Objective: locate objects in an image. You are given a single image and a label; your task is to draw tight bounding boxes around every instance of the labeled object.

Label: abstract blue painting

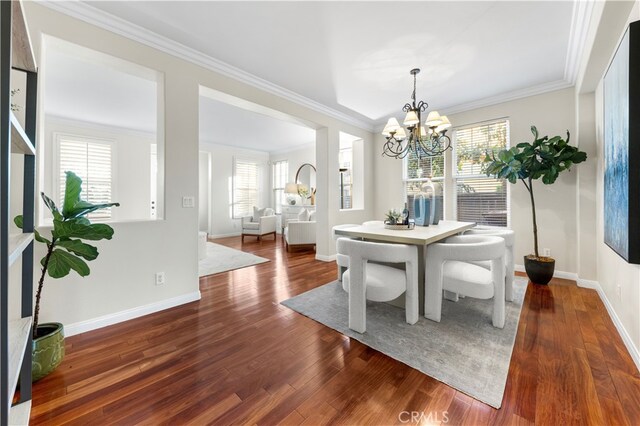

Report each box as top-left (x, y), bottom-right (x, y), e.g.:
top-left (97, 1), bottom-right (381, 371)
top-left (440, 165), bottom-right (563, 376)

top-left (604, 22), bottom-right (640, 264)
top-left (604, 29), bottom-right (630, 260)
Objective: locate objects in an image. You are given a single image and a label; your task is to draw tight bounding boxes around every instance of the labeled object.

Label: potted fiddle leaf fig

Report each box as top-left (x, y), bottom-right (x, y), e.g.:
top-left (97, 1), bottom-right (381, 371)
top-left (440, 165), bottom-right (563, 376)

top-left (483, 126), bottom-right (587, 285)
top-left (14, 171), bottom-right (119, 381)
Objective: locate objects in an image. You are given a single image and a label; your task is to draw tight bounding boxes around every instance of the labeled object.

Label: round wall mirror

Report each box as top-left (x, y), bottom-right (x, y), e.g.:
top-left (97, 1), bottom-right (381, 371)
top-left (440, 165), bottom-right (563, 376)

top-left (295, 163), bottom-right (316, 199)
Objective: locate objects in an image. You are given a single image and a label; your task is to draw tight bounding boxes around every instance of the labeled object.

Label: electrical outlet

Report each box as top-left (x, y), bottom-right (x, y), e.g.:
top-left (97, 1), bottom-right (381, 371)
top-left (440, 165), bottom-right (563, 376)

top-left (155, 272), bottom-right (165, 286)
top-left (543, 248), bottom-right (551, 257)
top-left (182, 196), bottom-right (195, 208)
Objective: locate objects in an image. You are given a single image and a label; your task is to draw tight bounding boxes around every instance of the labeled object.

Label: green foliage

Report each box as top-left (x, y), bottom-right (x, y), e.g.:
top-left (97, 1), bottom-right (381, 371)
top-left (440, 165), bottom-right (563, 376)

top-left (14, 171), bottom-right (119, 279)
top-left (483, 126), bottom-right (587, 185)
top-left (385, 209), bottom-right (403, 224)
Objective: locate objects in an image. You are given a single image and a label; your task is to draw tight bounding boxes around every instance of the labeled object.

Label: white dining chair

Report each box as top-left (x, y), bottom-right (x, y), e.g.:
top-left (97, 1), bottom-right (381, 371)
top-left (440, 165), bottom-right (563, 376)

top-left (464, 227), bottom-right (515, 302)
top-left (332, 224), bottom-right (358, 282)
top-left (425, 235), bottom-right (506, 328)
top-left (338, 238), bottom-right (418, 333)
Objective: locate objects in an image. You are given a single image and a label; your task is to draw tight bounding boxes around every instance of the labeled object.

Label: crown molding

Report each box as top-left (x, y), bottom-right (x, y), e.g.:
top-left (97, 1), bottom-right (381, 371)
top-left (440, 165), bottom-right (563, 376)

top-left (37, 0), bottom-right (375, 132)
top-left (441, 79), bottom-right (574, 116)
top-left (565, 0), bottom-right (596, 84)
top-left (373, 78), bottom-right (574, 132)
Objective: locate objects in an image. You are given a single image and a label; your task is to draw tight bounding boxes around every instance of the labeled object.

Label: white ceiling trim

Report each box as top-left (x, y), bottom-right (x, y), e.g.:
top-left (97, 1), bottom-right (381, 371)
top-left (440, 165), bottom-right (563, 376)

top-left (38, 0), bottom-right (375, 132)
top-left (373, 79), bottom-right (574, 132)
top-left (564, 0), bottom-right (596, 84)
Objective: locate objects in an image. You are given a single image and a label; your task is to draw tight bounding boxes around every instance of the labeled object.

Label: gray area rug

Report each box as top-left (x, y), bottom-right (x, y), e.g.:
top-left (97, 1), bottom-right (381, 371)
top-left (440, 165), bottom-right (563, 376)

top-left (198, 242), bottom-right (269, 277)
top-left (281, 277), bottom-right (527, 408)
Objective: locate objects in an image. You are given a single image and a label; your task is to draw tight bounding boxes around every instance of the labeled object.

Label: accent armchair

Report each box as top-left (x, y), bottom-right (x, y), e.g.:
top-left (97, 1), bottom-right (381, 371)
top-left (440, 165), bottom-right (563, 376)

top-left (284, 219), bottom-right (316, 252)
top-left (241, 207), bottom-right (276, 242)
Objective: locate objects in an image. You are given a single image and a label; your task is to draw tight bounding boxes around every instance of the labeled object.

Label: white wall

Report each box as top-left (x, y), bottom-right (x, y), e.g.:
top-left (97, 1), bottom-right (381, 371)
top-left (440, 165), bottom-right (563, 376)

top-left (199, 142), bottom-right (270, 238)
top-left (198, 151), bottom-right (210, 232)
top-left (374, 88), bottom-right (578, 273)
top-left (42, 116), bottom-right (154, 222)
top-left (584, 1), bottom-right (640, 356)
top-left (24, 3), bottom-right (373, 333)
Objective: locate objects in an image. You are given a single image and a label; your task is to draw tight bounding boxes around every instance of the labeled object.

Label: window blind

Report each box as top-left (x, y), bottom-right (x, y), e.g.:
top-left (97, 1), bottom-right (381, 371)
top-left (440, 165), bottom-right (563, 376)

top-left (58, 137), bottom-right (113, 220)
top-left (453, 120), bottom-right (509, 226)
top-left (272, 160), bottom-right (288, 214)
top-left (233, 159), bottom-right (259, 218)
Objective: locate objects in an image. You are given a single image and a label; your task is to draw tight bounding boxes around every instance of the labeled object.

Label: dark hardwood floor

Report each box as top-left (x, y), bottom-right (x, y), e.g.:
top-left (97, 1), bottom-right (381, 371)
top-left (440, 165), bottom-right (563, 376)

top-left (29, 236), bottom-right (640, 425)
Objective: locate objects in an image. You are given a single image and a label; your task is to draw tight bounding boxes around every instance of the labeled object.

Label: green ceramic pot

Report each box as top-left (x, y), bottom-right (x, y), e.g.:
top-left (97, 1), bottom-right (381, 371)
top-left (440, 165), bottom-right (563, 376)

top-left (32, 322), bottom-right (65, 381)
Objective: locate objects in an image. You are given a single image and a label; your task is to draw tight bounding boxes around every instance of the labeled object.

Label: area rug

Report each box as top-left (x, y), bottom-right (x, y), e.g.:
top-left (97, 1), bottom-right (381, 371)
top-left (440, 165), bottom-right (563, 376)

top-left (281, 277), bottom-right (527, 408)
top-left (198, 242), bottom-right (269, 277)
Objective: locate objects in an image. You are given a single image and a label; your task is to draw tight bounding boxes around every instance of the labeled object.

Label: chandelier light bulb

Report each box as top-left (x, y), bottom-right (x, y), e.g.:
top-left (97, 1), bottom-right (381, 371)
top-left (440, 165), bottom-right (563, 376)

top-left (425, 110), bottom-right (443, 127)
top-left (382, 117), bottom-right (401, 136)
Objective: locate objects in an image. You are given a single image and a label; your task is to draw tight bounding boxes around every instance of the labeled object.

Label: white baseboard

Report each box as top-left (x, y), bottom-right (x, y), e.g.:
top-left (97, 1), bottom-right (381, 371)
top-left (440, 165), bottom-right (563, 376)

top-left (514, 264), bottom-right (578, 280)
top-left (64, 291), bottom-right (201, 337)
top-left (209, 232), bottom-right (241, 239)
top-left (577, 280), bottom-right (640, 373)
top-left (316, 254), bottom-right (336, 262)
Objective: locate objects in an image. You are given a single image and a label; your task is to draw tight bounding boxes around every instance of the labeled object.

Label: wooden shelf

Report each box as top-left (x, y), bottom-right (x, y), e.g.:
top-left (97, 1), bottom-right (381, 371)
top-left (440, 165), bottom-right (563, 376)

top-left (10, 112), bottom-right (35, 155)
top-left (11, 0), bottom-right (36, 73)
top-left (7, 317), bottom-right (32, 404)
top-left (8, 400), bottom-right (30, 426)
top-left (8, 233), bottom-right (33, 267)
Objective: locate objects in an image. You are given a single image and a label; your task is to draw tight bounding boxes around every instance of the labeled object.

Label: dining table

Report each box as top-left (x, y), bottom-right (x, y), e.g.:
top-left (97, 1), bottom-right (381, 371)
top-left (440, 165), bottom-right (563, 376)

top-left (334, 220), bottom-right (476, 314)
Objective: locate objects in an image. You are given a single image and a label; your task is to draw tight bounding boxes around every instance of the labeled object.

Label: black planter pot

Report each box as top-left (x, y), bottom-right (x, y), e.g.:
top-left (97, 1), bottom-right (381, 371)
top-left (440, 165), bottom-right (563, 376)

top-left (524, 256), bottom-right (555, 285)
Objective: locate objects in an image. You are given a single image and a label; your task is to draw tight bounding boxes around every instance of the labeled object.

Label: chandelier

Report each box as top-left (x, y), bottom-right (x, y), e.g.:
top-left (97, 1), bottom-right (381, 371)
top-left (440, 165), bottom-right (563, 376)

top-left (381, 68), bottom-right (452, 159)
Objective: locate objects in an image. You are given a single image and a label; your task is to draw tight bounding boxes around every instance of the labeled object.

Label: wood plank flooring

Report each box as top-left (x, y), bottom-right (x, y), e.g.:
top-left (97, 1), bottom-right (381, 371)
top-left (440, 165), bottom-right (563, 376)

top-left (29, 236), bottom-right (640, 425)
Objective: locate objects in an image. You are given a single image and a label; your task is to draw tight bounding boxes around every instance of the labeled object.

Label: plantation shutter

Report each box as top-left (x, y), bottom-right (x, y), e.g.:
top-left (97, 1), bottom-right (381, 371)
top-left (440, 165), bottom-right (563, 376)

top-left (233, 159), bottom-right (259, 218)
top-left (58, 137), bottom-right (113, 220)
top-left (453, 120), bottom-right (509, 227)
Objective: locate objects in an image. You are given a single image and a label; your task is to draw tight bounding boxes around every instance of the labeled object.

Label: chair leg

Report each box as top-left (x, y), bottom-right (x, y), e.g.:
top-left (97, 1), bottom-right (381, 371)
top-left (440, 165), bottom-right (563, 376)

top-left (404, 259), bottom-right (418, 325)
top-left (492, 258), bottom-right (506, 328)
top-left (348, 257), bottom-right (366, 333)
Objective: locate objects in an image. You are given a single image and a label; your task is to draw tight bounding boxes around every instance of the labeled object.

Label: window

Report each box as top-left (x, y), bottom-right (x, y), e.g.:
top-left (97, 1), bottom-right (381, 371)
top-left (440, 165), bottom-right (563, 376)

top-left (272, 160), bottom-right (288, 214)
top-left (233, 158), bottom-right (259, 218)
top-left (453, 120), bottom-right (509, 226)
top-left (403, 149), bottom-right (444, 219)
top-left (339, 144), bottom-right (353, 209)
top-left (57, 135), bottom-right (114, 220)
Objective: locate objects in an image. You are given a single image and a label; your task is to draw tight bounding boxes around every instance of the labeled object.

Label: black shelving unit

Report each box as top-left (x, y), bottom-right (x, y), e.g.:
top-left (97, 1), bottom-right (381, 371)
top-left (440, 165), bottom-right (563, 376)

top-left (1, 1), bottom-right (37, 424)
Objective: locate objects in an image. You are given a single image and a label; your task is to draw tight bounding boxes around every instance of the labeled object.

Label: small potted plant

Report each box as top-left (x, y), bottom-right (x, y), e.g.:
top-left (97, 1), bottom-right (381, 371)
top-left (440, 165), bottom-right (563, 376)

top-left (385, 209), bottom-right (403, 225)
top-left (483, 126), bottom-right (587, 284)
top-left (14, 171), bottom-right (119, 380)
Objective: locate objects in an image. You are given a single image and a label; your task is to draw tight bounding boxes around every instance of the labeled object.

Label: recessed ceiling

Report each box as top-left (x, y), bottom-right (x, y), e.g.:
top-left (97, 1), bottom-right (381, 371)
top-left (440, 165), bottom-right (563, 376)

top-left (199, 95), bottom-right (316, 153)
top-left (84, 1), bottom-right (576, 126)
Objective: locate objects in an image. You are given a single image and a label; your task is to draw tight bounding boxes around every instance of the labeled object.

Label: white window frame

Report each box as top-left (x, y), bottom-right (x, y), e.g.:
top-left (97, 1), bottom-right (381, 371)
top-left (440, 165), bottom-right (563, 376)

top-left (402, 152), bottom-right (446, 218)
top-left (451, 118), bottom-right (511, 228)
top-left (339, 144), bottom-right (354, 210)
top-left (272, 160), bottom-right (288, 214)
top-left (232, 157), bottom-right (260, 219)
top-left (53, 132), bottom-right (117, 221)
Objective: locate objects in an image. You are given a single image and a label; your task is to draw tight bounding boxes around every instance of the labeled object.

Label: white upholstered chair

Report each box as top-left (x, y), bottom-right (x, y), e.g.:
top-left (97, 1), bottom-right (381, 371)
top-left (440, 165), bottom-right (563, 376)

top-left (338, 238), bottom-right (419, 333)
top-left (464, 227), bottom-right (515, 302)
top-left (284, 211), bottom-right (316, 251)
top-left (241, 207), bottom-right (277, 242)
top-left (332, 224), bottom-right (358, 282)
top-left (425, 235), bottom-right (506, 328)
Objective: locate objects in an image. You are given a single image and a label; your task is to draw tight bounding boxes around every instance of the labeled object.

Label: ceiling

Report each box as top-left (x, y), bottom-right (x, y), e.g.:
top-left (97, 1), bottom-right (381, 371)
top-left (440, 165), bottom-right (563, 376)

top-left (44, 38), bottom-right (158, 134)
top-left (82, 1), bottom-right (577, 127)
top-left (199, 95), bottom-right (316, 152)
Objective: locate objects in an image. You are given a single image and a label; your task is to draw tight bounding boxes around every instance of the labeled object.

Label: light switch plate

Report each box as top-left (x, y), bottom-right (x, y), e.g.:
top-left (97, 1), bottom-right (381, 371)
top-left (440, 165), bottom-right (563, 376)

top-left (182, 196), bottom-right (195, 208)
